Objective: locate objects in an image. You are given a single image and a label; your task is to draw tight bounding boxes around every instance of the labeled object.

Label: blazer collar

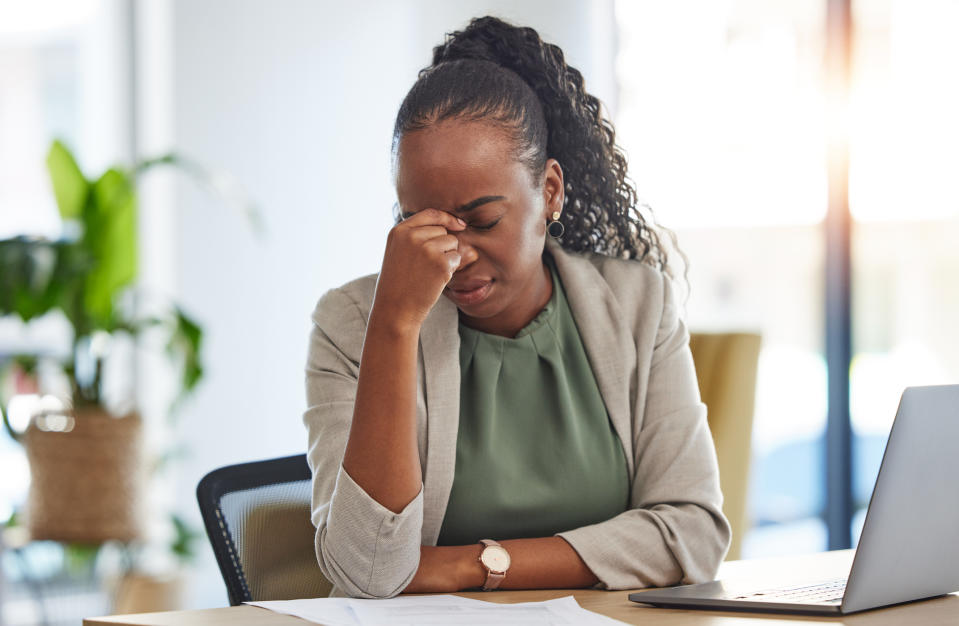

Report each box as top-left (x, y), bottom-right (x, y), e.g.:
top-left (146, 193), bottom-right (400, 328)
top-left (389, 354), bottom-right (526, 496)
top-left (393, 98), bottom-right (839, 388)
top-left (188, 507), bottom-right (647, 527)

top-left (546, 240), bottom-right (635, 476)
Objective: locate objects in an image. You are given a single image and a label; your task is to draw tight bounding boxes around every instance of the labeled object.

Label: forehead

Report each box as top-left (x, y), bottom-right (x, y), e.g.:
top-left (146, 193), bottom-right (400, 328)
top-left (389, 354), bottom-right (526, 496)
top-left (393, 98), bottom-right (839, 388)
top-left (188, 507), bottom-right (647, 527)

top-left (394, 120), bottom-right (530, 207)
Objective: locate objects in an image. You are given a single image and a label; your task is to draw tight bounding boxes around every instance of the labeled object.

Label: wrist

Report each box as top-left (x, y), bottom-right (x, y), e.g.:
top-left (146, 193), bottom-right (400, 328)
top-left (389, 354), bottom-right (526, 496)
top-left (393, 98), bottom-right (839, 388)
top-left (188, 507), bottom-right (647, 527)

top-left (367, 307), bottom-right (421, 341)
top-left (457, 544), bottom-right (487, 591)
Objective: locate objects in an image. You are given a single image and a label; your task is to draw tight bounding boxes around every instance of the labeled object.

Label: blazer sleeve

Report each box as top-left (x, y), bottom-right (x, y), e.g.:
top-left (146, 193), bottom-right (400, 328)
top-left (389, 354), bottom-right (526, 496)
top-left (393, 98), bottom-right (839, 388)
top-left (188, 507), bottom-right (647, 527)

top-left (557, 274), bottom-right (731, 589)
top-left (303, 286), bottom-right (423, 598)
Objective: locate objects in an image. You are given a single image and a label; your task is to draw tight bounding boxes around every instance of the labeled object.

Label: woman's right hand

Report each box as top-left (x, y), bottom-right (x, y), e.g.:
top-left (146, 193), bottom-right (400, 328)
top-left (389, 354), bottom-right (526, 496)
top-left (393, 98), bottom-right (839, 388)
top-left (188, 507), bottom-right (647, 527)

top-left (371, 209), bottom-right (469, 333)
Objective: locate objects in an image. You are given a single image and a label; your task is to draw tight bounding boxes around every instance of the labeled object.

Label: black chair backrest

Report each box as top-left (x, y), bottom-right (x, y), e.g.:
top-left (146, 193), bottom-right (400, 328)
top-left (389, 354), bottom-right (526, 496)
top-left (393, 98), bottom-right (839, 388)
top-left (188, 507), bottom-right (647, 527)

top-left (196, 454), bottom-right (332, 605)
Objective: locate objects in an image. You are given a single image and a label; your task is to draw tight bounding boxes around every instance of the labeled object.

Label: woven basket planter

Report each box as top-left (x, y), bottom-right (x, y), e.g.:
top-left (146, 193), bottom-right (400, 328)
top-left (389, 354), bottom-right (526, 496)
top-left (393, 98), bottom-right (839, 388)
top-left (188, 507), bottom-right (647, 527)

top-left (23, 408), bottom-right (144, 543)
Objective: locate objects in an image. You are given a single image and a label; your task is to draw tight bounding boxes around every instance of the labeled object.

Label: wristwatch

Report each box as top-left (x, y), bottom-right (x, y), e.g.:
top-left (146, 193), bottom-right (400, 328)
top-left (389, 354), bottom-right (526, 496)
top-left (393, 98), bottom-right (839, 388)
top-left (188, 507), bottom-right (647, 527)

top-left (478, 539), bottom-right (510, 590)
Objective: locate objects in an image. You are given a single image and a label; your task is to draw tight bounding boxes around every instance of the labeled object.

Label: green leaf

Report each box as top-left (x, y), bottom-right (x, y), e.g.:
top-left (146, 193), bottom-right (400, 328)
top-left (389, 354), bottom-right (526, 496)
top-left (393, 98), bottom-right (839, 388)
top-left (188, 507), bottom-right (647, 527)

top-left (170, 308), bottom-right (204, 395)
top-left (169, 514), bottom-right (201, 562)
top-left (83, 168), bottom-right (138, 323)
top-left (46, 140), bottom-right (90, 219)
top-left (0, 238), bottom-right (78, 322)
top-left (0, 238), bottom-right (38, 319)
top-left (63, 543), bottom-right (101, 575)
top-left (54, 241), bottom-right (96, 337)
top-left (2, 400), bottom-right (22, 444)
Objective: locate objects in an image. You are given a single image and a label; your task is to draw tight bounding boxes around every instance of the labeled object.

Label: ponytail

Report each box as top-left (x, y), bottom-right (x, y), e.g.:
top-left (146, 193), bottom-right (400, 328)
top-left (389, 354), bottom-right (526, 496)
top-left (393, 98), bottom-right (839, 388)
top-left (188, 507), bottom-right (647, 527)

top-left (394, 16), bottom-right (667, 268)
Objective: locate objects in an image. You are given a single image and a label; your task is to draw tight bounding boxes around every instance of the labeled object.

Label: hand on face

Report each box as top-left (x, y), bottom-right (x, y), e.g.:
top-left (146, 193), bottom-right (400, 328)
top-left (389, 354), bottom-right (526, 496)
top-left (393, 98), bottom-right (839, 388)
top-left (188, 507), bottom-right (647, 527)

top-left (373, 208), bottom-right (477, 332)
top-left (390, 120), bottom-right (564, 337)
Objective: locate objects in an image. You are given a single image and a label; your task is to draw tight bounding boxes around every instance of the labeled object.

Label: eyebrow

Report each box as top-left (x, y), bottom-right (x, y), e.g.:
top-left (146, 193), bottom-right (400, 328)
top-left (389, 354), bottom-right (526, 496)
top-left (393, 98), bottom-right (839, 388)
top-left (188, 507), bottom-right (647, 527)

top-left (453, 195), bottom-right (505, 213)
top-left (401, 195), bottom-right (505, 219)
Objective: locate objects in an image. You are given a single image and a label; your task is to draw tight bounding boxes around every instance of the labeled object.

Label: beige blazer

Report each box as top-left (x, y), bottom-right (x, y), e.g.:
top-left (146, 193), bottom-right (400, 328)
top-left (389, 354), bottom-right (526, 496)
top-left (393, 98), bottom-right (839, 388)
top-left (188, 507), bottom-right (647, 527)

top-left (304, 240), bottom-right (730, 598)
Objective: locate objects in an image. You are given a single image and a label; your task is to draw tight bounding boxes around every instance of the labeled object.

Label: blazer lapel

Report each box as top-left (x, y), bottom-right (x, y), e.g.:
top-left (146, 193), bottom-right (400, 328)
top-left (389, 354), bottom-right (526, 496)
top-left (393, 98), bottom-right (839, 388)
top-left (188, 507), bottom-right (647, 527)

top-left (548, 241), bottom-right (637, 476)
top-left (418, 295), bottom-right (460, 545)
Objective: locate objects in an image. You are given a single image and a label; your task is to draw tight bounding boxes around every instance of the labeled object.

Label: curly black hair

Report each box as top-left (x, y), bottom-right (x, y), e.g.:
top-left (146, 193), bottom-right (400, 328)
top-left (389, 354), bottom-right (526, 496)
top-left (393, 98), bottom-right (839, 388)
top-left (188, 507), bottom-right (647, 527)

top-left (392, 15), bottom-right (668, 269)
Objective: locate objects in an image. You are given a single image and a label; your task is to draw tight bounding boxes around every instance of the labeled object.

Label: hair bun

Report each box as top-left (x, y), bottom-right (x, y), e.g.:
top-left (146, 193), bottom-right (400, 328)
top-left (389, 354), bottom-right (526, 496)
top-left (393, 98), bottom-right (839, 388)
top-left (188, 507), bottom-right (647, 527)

top-left (432, 16), bottom-right (535, 68)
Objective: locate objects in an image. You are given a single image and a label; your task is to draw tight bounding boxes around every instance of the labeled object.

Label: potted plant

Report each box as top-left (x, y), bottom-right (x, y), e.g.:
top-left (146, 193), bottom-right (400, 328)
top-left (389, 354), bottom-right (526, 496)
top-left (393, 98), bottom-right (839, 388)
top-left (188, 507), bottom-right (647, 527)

top-left (0, 139), bottom-right (251, 548)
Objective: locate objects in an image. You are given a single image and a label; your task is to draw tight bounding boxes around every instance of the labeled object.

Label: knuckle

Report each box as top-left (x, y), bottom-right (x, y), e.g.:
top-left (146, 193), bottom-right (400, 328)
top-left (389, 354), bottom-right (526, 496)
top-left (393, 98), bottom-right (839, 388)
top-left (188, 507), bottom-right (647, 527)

top-left (389, 225), bottom-right (407, 242)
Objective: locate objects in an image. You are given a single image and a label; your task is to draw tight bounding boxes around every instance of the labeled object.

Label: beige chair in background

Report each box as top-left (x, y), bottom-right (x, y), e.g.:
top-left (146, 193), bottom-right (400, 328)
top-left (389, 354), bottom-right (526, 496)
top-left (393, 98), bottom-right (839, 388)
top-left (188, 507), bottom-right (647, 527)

top-left (688, 332), bottom-right (762, 561)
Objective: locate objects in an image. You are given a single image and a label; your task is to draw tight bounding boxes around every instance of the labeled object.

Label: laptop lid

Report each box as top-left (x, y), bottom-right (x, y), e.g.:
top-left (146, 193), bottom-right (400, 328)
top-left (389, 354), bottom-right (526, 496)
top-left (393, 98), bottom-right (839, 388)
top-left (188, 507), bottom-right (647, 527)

top-left (840, 384), bottom-right (959, 612)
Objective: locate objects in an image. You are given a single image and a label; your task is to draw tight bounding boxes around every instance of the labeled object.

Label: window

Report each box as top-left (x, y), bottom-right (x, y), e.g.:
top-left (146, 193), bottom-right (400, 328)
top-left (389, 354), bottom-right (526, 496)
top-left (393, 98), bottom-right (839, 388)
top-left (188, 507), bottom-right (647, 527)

top-left (616, 0), bottom-right (830, 557)
top-left (849, 0), bottom-right (959, 541)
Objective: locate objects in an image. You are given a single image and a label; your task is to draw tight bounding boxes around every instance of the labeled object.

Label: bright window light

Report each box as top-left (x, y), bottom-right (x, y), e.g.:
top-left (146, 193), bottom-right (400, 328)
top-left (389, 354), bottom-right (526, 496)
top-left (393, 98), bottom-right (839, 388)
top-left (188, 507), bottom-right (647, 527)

top-left (849, 0), bottom-right (959, 222)
top-left (615, 0), bottom-right (827, 229)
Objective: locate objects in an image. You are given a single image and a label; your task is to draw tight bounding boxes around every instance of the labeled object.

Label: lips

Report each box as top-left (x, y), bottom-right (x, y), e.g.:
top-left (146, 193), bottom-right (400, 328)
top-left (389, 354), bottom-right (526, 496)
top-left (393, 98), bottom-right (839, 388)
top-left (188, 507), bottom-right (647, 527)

top-left (445, 278), bottom-right (494, 307)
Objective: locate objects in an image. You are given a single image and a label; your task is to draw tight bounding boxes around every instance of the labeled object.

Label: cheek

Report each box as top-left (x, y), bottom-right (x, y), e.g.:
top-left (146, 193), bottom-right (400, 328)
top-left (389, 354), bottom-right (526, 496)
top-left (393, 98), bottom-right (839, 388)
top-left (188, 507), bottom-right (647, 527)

top-left (523, 209), bottom-right (548, 250)
top-left (523, 224), bottom-right (545, 253)
top-left (501, 217), bottom-right (548, 279)
top-left (472, 213), bottom-right (547, 279)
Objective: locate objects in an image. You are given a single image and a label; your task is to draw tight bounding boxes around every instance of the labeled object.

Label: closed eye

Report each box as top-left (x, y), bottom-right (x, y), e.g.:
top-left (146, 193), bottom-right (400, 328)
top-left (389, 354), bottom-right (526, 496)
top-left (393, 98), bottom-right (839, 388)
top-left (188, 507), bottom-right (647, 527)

top-left (470, 216), bottom-right (502, 231)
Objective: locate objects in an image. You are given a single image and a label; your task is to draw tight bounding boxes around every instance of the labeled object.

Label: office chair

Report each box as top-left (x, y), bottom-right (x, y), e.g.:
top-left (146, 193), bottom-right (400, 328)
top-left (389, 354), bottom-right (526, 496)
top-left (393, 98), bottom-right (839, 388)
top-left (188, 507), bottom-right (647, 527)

top-left (196, 454), bottom-right (332, 605)
top-left (688, 332), bottom-right (762, 561)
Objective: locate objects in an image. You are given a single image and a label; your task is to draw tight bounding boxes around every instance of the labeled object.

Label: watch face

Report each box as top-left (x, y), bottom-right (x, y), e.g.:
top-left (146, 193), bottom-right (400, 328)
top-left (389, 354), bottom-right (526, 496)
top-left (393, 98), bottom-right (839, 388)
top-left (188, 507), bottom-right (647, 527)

top-left (481, 545), bottom-right (510, 573)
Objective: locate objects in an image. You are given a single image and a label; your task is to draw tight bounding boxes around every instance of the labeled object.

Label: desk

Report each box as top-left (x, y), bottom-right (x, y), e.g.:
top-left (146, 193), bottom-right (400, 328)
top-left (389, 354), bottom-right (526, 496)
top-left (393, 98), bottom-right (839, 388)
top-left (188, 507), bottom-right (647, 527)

top-left (84, 551), bottom-right (959, 625)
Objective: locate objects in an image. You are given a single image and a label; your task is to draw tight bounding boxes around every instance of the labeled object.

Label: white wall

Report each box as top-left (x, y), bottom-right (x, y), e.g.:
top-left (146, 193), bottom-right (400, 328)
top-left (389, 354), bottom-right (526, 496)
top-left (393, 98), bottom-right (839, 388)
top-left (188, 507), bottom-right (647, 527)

top-left (141, 0), bottom-right (616, 607)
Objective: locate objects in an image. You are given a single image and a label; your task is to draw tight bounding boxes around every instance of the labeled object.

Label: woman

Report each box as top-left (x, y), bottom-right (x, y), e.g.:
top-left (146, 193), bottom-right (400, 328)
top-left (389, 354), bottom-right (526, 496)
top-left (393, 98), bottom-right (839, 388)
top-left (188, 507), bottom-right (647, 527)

top-left (304, 16), bottom-right (730, 599)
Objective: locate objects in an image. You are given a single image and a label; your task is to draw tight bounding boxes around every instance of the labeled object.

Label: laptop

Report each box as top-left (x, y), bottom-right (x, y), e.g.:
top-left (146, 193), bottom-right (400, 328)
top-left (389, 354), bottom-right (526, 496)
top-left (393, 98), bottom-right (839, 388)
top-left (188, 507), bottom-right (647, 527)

top-left (629, 384), bottom-right (959, 615)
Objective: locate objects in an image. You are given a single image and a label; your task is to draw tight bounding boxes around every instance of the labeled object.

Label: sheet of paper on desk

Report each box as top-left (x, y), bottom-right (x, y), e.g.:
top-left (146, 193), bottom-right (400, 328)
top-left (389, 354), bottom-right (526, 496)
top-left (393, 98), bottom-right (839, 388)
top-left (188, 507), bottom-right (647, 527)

top-left (248, 594), bottom-right (627, 626)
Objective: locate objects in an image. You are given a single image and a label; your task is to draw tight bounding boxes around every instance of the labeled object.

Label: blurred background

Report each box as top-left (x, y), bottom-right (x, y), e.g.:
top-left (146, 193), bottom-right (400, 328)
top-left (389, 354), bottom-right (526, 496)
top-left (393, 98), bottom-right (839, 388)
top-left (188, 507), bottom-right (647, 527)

top-left (1, 0), bottom-right (957, 623)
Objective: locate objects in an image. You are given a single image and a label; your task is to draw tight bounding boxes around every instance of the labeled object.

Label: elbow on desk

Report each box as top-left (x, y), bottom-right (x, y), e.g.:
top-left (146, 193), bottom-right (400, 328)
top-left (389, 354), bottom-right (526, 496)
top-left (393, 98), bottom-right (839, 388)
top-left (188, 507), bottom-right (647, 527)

top-left (310, 465), bottom-right (425, 597)
top-left (314, 525), bottom-right (420, 598)
top-left (676, 506), bottom-right (732, 586)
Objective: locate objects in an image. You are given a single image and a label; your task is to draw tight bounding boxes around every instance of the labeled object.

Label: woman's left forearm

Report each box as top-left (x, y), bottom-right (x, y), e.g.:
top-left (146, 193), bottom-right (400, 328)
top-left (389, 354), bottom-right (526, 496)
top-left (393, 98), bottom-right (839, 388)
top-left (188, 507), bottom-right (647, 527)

top-left (404, 537), bottom-right (599, 593)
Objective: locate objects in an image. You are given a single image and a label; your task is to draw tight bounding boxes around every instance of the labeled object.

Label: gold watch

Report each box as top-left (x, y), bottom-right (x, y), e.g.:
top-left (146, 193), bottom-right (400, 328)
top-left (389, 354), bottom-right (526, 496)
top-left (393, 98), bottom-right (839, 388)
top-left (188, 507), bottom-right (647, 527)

top-left (478, 539), bottom-right (510, 590)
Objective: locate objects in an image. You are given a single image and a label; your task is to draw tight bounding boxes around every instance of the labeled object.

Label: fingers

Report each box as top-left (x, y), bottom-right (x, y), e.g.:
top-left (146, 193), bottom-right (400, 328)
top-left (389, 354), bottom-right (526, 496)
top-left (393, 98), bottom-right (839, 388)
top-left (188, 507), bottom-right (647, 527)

top-left (423, 234), bottom-right (459, 255)
top-left (408, 225), bottom-right (453, 244)
top-left (423, 235), bottom-right (461, 277)
top-left (386, 208), bottom-right (468, 283)
top-left (444, 251), bottom-right (463, 276)
top-left (399, 208), bottom-right (466, 231)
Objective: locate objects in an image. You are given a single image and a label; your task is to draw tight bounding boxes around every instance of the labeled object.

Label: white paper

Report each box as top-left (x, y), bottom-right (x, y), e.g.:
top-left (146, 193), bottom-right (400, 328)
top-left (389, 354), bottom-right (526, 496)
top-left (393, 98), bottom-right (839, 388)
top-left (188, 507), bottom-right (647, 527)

top-left (248, 593), bottom-right (627, 626)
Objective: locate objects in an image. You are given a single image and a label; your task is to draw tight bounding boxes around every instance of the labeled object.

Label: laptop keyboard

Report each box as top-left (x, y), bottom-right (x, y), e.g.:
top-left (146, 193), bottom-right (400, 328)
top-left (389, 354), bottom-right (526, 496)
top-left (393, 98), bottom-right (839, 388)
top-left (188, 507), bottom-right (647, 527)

top-left (733, 579), bottom-right (846, 604)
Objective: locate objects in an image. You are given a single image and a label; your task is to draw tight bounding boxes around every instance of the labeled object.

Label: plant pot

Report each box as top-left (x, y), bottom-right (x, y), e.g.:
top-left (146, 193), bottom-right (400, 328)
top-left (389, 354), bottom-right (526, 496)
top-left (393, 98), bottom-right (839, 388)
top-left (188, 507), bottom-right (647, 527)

top-left (112, 571), bottom-right (185, 614)
top-left (23, 408), bottom-right (144, 543)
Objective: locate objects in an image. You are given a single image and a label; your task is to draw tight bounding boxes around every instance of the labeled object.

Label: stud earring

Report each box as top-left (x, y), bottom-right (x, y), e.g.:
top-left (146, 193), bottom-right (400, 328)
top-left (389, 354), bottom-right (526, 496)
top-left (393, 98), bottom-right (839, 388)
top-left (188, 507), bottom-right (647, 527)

top-left (547, 211), bottom-right (565, 238)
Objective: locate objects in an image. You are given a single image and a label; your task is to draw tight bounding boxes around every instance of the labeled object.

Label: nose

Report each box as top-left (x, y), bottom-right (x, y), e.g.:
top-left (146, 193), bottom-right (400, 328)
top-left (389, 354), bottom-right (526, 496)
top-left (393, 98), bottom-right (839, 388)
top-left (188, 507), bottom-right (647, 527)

top-left (454, 236), bottom-right (479, 272)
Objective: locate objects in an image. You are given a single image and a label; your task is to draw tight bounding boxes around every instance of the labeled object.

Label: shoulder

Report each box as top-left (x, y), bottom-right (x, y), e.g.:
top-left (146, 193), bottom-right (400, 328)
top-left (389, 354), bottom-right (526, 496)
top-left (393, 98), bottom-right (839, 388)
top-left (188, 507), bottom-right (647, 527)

top-left (311, 273), bottom-right (378, 332)
top-left (587, 250), bottom-right (664, 293)
top-left (549, 242), bottom-right (673, 322)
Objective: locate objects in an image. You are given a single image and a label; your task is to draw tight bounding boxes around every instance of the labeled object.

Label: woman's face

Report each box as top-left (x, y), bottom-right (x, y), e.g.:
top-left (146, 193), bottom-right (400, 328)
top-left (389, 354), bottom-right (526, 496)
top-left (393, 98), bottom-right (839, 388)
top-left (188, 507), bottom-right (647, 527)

top-left (395, 119), bottom-right (564, 337)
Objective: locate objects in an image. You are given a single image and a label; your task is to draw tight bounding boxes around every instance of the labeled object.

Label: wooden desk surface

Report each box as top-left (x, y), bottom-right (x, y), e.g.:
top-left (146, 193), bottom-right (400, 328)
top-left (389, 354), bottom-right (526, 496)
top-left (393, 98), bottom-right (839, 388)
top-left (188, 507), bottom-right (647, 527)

top-left (84, 551), bottom-right (959, 625)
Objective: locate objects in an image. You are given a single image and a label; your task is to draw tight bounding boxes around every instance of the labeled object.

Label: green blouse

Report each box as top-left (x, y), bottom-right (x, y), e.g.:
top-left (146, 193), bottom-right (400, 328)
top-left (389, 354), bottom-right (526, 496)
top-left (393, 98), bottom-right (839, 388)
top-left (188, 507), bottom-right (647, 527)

top-left (436, 255), bottom-right (630, 546)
